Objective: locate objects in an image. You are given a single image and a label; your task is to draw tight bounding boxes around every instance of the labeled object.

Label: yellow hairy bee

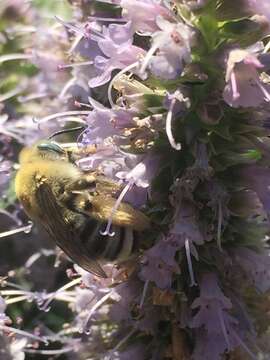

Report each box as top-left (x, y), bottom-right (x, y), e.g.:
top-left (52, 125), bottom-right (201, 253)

top-left (15, 141), bottom-right (150, 278)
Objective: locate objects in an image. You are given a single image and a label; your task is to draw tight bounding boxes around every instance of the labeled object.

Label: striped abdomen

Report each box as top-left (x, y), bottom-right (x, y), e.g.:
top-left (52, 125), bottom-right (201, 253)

top-left (79, 217), bottom-right (139, 262)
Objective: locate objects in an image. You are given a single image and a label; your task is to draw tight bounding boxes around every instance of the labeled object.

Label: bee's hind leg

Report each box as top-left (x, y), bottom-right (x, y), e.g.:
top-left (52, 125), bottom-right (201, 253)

top-left (64, 175), bottom-right (97, 193)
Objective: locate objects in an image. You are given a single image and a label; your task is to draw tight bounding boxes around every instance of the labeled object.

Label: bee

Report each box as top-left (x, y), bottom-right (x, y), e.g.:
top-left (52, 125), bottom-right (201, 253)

top-left (15, 141), bottom-right (150, 278)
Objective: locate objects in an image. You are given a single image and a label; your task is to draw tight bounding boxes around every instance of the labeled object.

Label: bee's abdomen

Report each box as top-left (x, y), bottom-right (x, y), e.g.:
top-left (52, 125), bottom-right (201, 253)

top-left (79, 218), bottom-right (139, 262)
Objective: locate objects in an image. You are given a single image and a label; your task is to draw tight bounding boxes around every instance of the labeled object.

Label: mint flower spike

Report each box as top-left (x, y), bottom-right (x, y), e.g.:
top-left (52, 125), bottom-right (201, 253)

top-left (3, 0), bottom-right (270, 358)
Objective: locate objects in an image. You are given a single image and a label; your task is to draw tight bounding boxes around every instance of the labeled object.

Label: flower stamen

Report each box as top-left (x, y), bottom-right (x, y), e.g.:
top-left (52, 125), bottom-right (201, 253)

top-left (217, 200), bottom-right (223, 251)
top-left (254, 77), bottom-right (270, 102)
top-left (55, 16), bottom-right (87, 38)
top-left (140, 42), bottom-right (159, 75)
top-left (185, 238), bottom-right (197, 287)
top-left (230, 71), bottom-right (240, 100)
top-left (57, 61), bottom-right (93, 71)
top-left (37, 111), bottom-right (90, 126)
top-left (232, 330), bottom-right (257, 360)
top-left (139, 280), bottom-right (149, 309)
top-left (166, 94), bottom-right (181, 151)
top-left (0, 324), bottom-right (49, 345)
top-left (100, 181), bottom-right (134, 237)
top-left (0, 222), bottom-right (33, 239)
top-left (83, 291), bottom-right (113, 333)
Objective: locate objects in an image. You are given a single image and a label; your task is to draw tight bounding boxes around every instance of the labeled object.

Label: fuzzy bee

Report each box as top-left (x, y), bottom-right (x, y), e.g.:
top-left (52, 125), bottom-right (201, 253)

top-left (15, 141), bottom-right (150, 278)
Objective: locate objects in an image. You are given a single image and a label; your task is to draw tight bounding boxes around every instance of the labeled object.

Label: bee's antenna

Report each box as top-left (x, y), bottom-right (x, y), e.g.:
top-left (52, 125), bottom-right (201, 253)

top-left (48, 126), bottom-right (87, 140)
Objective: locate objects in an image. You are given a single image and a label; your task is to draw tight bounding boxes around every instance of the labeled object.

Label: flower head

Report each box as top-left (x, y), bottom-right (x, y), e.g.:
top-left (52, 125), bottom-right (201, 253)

top-left (121, 0), bottom-right (172, 33)
top-left (145, 17), bottom-right (194, 79)
top-left (85, 21), bottom-right (146, 87)
top-left (191, 273), bottom-right (254, 360)
top-left (139, 237), bottom-right (180, 289)
top-left (246, 0), bottom-right (270, 24)
top-left (223, 48), bottom-right (270, 108)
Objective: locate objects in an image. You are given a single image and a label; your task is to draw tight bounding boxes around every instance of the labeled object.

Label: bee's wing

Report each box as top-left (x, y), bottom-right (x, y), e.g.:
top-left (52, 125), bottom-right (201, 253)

top-left (35, 182), bottom-right (107, 278)
top-left (85, 194), bottom-right (150, 231)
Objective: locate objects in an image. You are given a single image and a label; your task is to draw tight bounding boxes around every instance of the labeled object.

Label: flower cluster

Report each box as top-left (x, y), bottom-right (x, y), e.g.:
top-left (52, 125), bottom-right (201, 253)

top-left (1, 0), bottom-right (270, 359)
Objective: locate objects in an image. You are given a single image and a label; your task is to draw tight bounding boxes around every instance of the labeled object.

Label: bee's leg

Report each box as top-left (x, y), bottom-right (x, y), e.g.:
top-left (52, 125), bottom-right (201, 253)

top-left (94, 175), bottom-right (123, 195)
top-left (64, 174), bottom-right (97, 192)
top-left (64, 174), bottom-right (123, 195)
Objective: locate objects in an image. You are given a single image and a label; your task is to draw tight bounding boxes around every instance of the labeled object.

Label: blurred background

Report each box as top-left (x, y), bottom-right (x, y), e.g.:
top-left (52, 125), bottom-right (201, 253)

top-left (0, 2), bottom-right (87, 359)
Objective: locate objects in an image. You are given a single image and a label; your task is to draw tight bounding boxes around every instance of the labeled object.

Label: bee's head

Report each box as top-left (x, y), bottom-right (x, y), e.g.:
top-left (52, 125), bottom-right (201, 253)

top-left (19, 141), bottom-right (67, 164)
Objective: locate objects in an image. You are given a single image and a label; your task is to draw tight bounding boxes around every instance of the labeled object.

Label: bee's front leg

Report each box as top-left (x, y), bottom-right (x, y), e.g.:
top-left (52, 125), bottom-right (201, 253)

top-left (64, 174), bottom-right (97, 192)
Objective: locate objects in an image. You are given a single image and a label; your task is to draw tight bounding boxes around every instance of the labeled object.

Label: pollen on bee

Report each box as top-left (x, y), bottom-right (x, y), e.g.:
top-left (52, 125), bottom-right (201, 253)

top-left (35, 174), bottom-right (47, 186)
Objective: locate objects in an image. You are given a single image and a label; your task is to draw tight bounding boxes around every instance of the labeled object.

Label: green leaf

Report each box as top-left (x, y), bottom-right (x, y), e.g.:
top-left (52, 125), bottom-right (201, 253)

top-left (196, 13), bottom-right (219, 52)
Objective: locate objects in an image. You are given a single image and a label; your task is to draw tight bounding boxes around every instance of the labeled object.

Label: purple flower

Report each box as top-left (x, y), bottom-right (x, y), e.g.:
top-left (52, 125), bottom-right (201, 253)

top-left (240, 164), bottom-right (270, 214)
top-left (65, 19), bottom-right (146, 87)
top-left (110, 277), bottom-right (142, 324)
top-left (143, 17), bottom-right (194, 80)
top-left (0, 296), bottom-right (10, 325)
top-left (246, 0), bottom-right (270, 23)
top-left (139, 238), bottom-right (180, 289)
top-left (163, 90), bottom-right (190, 150)
top-left (223, 48), bottom-right (270, 108)
top-left (78, 98), bottom-right (137, 144)
top-left (233, 247), bottom-right (270, 293)
top-left (74, 264), bottom-right (122, 289)
top-left (169, 200), bottom-right (204, 286)
top-left (136, 306), bottom-right (161, 334)
top-left (191, 273), bottom-right (254, 360)
top-left (192, 329), bottom-right (234, 360)
top-left (0, 159), bottom-right (12, 188)
top-left (74, 288), bottom-right (97, 313)
top-left (191, 273), bottom-right (232, 333)
top-left (86, 21), bottom-right (146, 87)
top-left (121, 0), bottom-right (172, 33)
top-left (84, 111), bottom-right (118, 144)
top-left (116, 153), bottom-right (160, 189)
top-left (170, 202), bottom-right (204, 247)
top-left (114, 343), bottom-right (147, 360)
